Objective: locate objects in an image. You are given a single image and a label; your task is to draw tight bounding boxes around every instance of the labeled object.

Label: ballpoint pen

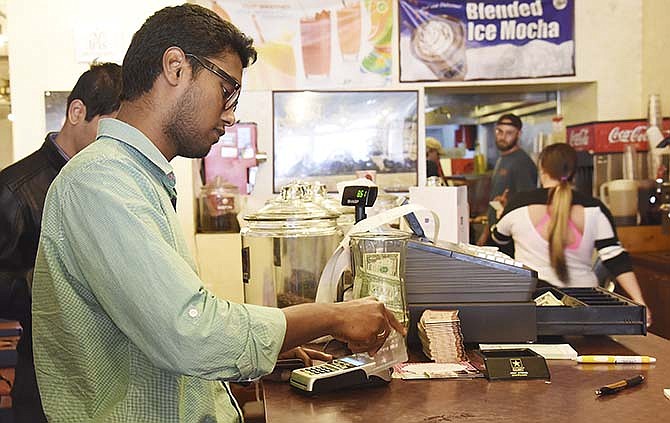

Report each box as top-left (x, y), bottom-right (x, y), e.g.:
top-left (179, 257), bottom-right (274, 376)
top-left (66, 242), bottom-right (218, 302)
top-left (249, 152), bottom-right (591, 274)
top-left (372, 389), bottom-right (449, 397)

top-left (576, 355), bottom-right (656, 364)
top-left (595, 375), bottom-right (645, 396)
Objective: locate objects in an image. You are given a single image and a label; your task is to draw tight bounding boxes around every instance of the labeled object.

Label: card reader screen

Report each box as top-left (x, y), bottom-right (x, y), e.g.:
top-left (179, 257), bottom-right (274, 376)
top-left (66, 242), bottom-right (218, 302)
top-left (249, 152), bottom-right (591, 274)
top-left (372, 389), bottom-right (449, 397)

top-left (340, 356), bottom-right (369, 366)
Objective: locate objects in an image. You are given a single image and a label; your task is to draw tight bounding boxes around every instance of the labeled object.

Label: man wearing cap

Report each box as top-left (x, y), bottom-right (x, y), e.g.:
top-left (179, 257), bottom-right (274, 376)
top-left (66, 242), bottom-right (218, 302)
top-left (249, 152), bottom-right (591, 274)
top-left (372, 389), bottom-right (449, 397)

top-left (477, 113), bottom-right (537, 246)
top-left (426, 137), bottom-right (446, 179)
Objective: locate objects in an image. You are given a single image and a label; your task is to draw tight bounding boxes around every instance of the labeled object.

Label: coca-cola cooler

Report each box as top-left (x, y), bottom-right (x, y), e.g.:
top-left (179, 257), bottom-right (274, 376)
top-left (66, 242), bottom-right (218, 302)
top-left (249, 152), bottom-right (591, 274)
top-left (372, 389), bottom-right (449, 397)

top-left (567, 118), bottom-right (669, 224)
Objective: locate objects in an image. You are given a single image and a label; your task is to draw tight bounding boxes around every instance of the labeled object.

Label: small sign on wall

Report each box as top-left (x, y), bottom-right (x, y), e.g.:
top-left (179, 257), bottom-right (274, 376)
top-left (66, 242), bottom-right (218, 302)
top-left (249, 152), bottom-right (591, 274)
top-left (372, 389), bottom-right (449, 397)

top-left (73, 26), bottom-right (130, 64)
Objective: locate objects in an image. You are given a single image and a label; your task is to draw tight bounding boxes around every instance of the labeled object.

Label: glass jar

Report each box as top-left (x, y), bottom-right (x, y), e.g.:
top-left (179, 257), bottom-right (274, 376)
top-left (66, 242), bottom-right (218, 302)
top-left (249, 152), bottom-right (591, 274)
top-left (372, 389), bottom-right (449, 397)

top-left (241, 181), bottom-right (343, 307)
top-left (350, 229), bottom-right (411, 328)
top-left (197, 176), bottom-right (241, 233)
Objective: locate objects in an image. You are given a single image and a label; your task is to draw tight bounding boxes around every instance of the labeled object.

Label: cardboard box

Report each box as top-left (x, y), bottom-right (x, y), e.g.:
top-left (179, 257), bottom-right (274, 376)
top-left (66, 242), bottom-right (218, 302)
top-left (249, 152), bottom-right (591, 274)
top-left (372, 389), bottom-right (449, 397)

top-left (407, 186), bottom-right (469, 244)
top-left (567, 118), bottom-right (670, 153)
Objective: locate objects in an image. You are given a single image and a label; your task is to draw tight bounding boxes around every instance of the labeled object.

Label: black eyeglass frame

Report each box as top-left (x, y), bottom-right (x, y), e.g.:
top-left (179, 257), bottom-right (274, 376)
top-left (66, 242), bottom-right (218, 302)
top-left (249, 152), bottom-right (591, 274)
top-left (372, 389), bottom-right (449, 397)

top-left (185, 53), bottom-right (241, 111)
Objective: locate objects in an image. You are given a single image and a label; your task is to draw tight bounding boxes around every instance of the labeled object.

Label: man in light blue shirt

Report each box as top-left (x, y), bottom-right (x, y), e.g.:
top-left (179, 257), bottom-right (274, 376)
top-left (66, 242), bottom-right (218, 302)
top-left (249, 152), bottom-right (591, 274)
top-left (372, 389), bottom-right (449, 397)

top-left (32, 4), bottom-right (403, 422)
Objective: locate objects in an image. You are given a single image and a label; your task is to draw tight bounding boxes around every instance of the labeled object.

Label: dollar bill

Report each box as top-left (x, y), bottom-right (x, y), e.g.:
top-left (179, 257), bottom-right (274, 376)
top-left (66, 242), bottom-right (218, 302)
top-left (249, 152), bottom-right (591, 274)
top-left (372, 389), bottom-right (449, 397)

top-left (363, 252), bottom-right (400, 280)
top-left (354, 274), bottom-right (407, 325)
top-left (534, 291), bottom-right (564, 306)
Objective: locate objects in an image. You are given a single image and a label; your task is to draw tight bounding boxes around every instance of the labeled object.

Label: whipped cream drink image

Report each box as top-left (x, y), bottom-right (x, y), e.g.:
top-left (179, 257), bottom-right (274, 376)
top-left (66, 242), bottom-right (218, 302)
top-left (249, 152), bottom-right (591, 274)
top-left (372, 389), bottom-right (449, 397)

top-left (410, 15), bottom-right (466, 80)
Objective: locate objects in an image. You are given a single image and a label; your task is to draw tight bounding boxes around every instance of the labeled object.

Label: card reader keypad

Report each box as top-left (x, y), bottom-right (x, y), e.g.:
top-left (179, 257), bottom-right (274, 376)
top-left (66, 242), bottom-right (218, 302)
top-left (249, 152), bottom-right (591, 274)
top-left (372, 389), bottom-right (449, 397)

top-left (299, 360), bottom-right (357, 375)
top-left (331, 360), bottom-right (357, 369)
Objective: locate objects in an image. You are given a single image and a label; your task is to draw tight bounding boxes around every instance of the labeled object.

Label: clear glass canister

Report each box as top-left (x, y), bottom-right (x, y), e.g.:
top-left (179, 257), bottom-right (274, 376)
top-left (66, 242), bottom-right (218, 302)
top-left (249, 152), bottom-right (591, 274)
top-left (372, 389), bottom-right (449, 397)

top-left (350, 229), bottom-right (411, 328)
top-left (241, 182), bottom-right (343, 308)
top-left (197, 176), bottom-right (241, 233)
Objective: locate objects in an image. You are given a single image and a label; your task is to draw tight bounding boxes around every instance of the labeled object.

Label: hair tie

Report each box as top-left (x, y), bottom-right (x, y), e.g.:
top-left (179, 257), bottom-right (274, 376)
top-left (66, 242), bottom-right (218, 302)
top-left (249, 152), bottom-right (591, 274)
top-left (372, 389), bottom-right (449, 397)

top-left (560, 176), bottom-right (568, 183)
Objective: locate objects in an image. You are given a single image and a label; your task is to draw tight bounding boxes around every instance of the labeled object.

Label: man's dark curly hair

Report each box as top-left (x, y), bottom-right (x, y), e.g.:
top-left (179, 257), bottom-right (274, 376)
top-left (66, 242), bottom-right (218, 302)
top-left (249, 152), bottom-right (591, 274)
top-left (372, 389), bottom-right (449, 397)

top-left (121, 3), bottom-right (257, 101)
top-left (67, 62), bottom-right (122, 121)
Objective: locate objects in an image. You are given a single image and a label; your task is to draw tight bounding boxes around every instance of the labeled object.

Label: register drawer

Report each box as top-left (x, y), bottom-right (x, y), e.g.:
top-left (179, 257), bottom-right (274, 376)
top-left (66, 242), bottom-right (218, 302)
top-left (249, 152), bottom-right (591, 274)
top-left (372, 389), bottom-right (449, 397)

top-left (535, 287), bottom-right (647, 336)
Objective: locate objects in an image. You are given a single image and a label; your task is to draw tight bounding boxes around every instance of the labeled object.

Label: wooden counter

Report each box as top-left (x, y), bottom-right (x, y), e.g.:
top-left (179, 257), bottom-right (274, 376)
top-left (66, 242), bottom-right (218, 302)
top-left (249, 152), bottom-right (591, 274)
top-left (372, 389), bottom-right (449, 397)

top-left (614, 225), bottom-right (669, 339)
top-left (630, 251), bottom-right (670, 340)
top-left (617, 225), bottom-right (670, 253)
top-left (263, 334), bottom-right (670, 422)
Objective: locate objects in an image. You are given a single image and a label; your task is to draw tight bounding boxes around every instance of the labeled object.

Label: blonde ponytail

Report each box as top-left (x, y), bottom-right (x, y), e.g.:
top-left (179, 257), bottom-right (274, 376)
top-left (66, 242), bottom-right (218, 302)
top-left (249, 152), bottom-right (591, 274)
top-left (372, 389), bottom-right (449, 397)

top-left (547, 180), bottom-right (572, 282)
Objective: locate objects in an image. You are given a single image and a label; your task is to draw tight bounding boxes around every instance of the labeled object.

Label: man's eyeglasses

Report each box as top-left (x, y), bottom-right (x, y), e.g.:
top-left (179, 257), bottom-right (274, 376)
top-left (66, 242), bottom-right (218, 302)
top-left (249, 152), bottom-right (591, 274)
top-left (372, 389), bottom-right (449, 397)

top-left (185, 53), bottom-right (241, 111)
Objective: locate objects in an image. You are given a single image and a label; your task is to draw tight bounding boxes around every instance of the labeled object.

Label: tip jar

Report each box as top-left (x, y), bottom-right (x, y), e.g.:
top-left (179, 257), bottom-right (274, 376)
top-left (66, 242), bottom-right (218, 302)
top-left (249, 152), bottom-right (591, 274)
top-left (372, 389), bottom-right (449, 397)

top-left (349, 228), bottom-right (411, 328)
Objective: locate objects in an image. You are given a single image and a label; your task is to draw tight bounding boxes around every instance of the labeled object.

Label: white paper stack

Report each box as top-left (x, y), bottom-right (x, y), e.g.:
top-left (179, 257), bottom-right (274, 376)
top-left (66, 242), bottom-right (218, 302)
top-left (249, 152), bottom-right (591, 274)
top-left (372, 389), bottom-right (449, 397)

top-left (418, 309), bottom-right (467, 363)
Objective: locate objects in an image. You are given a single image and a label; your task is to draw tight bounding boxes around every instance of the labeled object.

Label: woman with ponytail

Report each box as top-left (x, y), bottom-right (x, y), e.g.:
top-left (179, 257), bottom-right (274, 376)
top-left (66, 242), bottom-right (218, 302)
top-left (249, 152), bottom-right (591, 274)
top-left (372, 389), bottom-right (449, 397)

top-left (491, 143), bottom-right (652, 327)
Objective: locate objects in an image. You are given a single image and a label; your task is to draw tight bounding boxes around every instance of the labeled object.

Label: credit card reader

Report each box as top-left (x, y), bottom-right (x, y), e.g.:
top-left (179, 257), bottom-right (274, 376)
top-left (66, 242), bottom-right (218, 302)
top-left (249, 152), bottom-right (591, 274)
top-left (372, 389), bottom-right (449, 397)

top-left (289, 330), bottom-right (408, 394)
top-left (289, 354), bottom-right (392, 394)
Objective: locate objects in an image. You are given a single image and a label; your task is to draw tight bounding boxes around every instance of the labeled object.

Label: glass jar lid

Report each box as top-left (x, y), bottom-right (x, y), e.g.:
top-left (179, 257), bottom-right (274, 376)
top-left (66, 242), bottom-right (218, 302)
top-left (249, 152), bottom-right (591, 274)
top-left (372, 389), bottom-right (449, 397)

top-left (244, 181), bottom-right (339, 222)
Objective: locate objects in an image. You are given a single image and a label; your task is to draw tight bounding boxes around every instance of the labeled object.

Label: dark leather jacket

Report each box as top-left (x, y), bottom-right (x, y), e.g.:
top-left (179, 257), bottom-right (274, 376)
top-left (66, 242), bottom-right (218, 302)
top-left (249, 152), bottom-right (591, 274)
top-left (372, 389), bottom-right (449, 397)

top-left (0, 133), bottom-right (65, 422)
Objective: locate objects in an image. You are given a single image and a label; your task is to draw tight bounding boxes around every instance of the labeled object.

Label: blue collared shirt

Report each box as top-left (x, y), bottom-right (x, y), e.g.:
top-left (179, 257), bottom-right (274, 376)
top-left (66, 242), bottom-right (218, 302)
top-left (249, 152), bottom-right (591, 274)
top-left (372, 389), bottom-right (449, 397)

top-left (47, 132), bottom-right (71, 161)
top-left (32, 118), bottom-right (286, 422)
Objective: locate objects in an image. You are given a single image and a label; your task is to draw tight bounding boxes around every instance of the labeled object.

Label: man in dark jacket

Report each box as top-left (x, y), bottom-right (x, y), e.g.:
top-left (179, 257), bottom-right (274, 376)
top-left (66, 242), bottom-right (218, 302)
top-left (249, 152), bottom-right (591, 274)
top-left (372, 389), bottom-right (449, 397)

top-left (0, 62), bottom-right (122, 422)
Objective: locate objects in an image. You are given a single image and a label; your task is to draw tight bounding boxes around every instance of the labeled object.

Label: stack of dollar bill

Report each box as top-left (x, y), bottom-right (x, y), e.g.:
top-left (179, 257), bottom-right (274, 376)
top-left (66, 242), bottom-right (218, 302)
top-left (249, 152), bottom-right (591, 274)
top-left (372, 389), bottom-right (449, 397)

top-left (417, 309), bottom-right (467, 363)
top-left (534, 291), bottom-right (564, 306)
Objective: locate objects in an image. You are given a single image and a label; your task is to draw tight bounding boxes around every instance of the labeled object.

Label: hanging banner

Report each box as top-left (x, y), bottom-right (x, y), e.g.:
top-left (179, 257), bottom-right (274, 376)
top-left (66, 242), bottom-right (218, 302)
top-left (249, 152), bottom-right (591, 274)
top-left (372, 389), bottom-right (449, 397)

top-left (398, 0), bottom-right (575, 82)
top-left (200, 0), bottom-right (393, 89)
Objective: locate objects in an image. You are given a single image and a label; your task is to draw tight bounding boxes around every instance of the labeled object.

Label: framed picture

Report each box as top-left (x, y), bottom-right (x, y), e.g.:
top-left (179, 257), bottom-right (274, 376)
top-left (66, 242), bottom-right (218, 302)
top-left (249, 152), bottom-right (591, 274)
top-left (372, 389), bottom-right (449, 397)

top-left (44, 91), bottom-right (70, 133)
top-left (272, 90), bottom-right (418, 193)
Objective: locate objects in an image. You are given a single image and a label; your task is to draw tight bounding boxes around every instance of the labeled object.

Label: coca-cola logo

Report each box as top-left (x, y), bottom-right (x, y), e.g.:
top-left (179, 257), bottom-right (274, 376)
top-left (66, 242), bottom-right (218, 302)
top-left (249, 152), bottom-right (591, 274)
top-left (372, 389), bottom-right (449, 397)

top-left (608, 125), bottom-right (648, 144)
top-left (569, 128), bottom-right (590, 146)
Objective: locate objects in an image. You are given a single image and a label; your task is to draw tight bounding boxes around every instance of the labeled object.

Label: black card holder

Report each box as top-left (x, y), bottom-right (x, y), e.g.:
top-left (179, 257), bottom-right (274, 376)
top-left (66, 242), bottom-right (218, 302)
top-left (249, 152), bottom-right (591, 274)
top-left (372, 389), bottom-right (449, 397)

top-left (477, 348), bottom-right (550, 381)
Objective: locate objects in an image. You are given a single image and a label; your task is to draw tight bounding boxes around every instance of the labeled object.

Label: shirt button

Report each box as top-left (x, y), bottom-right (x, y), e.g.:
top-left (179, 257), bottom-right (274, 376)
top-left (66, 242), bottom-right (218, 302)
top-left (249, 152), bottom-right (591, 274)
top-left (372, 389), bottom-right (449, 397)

top-left (188, 308), bottom-right (199, 318)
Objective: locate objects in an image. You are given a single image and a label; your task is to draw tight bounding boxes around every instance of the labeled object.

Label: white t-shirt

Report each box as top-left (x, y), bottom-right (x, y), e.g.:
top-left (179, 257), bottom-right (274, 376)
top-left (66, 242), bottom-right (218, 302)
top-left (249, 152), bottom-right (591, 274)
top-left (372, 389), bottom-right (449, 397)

top-left (491, 188), bottom-right (632, 287)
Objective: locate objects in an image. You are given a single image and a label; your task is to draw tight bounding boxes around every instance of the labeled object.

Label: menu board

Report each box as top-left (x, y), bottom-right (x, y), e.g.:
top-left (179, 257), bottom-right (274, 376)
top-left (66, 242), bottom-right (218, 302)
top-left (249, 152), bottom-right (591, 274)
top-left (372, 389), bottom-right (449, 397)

top-left (200, 0), bottom-right (394, 90)
top-left (399, 0), bottom-right (575, 82)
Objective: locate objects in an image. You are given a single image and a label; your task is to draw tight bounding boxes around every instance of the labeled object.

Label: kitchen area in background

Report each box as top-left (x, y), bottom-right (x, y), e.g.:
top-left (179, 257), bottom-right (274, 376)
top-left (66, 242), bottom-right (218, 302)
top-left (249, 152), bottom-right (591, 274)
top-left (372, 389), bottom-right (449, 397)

top-left (422, 88), bottom-right (559, 218)
top-left (423, 87), bottom-right (670, 231)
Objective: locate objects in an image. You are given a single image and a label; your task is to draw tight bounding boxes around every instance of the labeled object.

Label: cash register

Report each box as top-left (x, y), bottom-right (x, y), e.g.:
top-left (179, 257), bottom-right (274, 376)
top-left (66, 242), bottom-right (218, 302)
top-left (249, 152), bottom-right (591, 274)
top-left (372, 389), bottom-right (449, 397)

top-left (402, 213), bottom-right (647, 344)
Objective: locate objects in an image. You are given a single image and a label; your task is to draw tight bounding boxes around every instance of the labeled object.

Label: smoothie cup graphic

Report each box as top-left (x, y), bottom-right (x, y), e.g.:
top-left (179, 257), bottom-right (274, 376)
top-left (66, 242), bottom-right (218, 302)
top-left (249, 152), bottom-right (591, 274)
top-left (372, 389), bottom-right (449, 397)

top-left (245, 14), bottom-right (297, 89)
top-left (410, 15), bottom-right (466, 80)
top-left (361, 0), bottom-right (392, 75)
top-left (246, 41), bottom-right (297, 89)
top-left (300, 10), bottom-right (331, 78)
top-left (337, 2), bottom-right (362, 61)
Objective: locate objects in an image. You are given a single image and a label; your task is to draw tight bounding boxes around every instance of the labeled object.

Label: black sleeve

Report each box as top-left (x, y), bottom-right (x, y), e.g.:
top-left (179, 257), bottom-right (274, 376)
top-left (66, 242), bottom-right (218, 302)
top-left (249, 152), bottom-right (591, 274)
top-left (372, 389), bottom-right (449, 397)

top-left (592, 198), bottom-right (634, 277)
top-left (0, 183), bottom-right (33, 321)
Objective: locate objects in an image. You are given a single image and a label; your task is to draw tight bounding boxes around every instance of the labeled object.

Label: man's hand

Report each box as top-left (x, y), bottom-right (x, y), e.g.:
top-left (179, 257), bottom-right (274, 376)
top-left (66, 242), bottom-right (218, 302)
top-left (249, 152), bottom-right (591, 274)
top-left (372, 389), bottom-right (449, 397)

top-left (490, 189), bottom-right (509, 220)
top-left (282, 298), bottom-right (407, 357)
top-left (331, 297), bottom-right (407, 356)
top-left (278, 346), bottom-right (332, 367)
top-left (476, 224), bottom-right (490, 246)
top-left (494, 189), bottom-right (509, 207)
top-left (266, 347), bottom-right (334, 382)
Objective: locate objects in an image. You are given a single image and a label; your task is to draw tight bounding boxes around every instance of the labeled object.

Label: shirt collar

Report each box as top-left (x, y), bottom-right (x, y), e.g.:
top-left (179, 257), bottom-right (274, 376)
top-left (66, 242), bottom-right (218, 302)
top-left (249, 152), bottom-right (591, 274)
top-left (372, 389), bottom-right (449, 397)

top-left (48, 132), bottom-right (71, 161)
top-left (97, 118), bottom-right (174, 178)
